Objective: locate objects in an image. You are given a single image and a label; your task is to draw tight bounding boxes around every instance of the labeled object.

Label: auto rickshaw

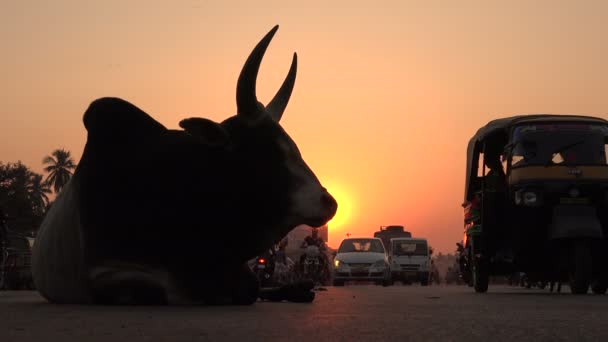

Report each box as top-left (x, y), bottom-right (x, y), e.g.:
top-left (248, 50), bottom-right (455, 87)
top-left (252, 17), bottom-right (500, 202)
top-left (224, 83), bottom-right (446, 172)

top-left (462, 115), bottom-right (608, 294)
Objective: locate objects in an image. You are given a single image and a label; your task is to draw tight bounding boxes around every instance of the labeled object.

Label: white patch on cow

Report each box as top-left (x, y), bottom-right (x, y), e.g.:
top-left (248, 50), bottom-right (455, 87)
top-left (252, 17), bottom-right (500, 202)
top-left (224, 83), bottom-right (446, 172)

top-left (32, 178), bottom-right (91, 304)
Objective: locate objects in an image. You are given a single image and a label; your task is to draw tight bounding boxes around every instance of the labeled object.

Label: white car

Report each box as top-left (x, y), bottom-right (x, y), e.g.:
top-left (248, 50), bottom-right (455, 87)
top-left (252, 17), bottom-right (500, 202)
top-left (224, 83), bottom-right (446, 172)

top-left (332, 238), bottom-right (390, 286)
top-left (389, 237), bottom-right (431, 285)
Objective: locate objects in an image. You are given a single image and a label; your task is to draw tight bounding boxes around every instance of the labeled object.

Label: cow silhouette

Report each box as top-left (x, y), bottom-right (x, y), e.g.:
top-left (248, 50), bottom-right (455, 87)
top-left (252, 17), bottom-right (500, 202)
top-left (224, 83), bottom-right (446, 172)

top-left (32, 25), bottom-right (337, 305)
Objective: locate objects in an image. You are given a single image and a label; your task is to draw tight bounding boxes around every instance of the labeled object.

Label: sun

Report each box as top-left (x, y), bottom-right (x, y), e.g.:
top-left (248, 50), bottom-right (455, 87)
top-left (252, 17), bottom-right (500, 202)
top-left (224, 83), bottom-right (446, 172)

top-left (325, 182), bottom-right (353, 231)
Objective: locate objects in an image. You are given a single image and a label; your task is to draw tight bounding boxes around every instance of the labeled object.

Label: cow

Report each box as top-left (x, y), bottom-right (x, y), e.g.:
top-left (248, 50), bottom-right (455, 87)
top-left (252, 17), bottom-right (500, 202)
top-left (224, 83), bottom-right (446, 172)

top-left (31, 25), bottom-right (337, 305)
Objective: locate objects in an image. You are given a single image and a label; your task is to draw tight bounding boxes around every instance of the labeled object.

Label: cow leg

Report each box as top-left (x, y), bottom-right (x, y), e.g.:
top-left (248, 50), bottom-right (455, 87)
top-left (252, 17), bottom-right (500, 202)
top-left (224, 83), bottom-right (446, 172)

top-left (201, 263), bottom-right (259, 305)
top-left (170, 263), bottom-right (258, 305)
top-left (89, 266), bottom-right (169, 305)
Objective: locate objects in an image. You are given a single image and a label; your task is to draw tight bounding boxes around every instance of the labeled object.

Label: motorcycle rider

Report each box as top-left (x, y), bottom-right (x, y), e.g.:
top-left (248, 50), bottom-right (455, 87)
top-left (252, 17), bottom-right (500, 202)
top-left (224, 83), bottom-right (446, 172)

top-left (299, 227), bottom-right (329, 277)
top-left (300, 227), bottom-right (326, 251)
top-left (273, 238), bottom-right (294, 284)
top-left (275, 237), bottom-right (289, 264)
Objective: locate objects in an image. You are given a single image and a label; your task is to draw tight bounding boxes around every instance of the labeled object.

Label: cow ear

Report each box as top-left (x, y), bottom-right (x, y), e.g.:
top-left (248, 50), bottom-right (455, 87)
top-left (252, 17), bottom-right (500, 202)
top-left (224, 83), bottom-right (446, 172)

top-left (179, 118), bottom-right (230, 146)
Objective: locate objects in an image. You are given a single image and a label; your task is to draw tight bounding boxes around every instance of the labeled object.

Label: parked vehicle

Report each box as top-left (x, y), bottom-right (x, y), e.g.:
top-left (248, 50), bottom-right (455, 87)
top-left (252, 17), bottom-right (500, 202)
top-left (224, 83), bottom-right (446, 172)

top-left (462, 114), bottom-right (608, 294)
top-left (1, 233), bottom-right (34, 290)
top-left (333, 238), bottom-right (391, 286)
top-left (252, 248), bottom-right (277, 288)
top-left (389, 237), bottom-right (431, 285)
top-left (273, 255), bottom-right (295, 285)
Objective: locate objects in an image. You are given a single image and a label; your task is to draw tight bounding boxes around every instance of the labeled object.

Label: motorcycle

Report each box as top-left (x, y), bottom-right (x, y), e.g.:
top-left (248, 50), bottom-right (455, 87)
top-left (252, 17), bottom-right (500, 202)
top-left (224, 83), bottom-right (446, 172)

top-left (253, 249), bottom-right (276, 288)
top-left (299, 245), bottom-right (329, 285)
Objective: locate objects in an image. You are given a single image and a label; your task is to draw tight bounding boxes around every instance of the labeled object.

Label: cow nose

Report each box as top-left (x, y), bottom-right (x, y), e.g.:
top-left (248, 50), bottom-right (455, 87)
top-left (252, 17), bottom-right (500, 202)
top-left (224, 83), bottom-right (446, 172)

top-left (321, 192), bottom-right (338, 214)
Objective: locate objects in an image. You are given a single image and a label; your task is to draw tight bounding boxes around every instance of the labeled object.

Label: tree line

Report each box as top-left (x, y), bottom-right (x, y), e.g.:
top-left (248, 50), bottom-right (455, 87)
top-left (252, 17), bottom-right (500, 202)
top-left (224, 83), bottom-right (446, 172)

top-left (0, 149), bottom-right (76, 235)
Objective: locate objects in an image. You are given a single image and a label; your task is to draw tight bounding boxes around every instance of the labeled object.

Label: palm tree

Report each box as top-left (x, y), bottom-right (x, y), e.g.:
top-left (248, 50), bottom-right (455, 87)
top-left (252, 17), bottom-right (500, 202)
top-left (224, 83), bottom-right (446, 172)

top-left (26, 173), bottom-right (51, 215)
top-left (42, 148), bottom-right (77, 193)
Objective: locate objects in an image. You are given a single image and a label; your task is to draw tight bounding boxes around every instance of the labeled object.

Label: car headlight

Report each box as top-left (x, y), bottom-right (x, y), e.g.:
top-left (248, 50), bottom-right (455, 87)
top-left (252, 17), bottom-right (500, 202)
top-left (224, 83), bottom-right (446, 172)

top-left (372, 260), bottom-right (386, 268)
top-left (334, 259), bottom-right (342, 268)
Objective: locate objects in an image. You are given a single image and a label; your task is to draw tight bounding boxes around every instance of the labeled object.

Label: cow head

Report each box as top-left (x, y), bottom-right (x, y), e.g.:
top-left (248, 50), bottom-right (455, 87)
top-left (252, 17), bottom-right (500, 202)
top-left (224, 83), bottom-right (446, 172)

top-left (180, 25), bottom-right (337, 237)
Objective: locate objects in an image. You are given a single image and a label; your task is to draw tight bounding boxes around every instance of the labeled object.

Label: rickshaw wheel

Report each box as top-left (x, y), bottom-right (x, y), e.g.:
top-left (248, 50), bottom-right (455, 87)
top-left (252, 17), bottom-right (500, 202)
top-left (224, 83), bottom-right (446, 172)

top-left (472, 258), bottom-right (489, 293)
top-left (569, 241), bottom-right (592, 295)
top-left (471, 239), bottom-right (489, 293)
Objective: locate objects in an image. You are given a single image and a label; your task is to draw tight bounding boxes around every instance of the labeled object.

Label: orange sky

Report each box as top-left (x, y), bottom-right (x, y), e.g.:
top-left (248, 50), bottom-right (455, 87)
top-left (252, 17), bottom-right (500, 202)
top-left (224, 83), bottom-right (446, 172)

top-left (2, 0), bottom-right (608, 253)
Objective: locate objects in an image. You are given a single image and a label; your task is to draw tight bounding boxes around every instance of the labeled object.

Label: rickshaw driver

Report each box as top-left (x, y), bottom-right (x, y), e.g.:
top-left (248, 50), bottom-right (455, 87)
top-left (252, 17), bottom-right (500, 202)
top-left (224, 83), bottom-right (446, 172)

top-left (483, 143), bottom-right (515, 263)
top-left (484, 147), bottom-right (507, 193)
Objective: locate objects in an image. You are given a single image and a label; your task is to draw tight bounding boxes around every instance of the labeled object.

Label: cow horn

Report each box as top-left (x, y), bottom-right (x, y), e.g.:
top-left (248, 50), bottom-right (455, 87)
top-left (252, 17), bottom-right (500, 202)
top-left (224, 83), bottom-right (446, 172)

top-left (236, 25), bottom-right (279, 118)
top-left (266, 53), bottom-right (297, 122)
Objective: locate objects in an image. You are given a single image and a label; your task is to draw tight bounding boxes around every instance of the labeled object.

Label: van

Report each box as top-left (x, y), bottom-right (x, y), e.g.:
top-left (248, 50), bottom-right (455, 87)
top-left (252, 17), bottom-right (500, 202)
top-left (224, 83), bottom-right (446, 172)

top-left (389, 237), bottom-right (430, 285)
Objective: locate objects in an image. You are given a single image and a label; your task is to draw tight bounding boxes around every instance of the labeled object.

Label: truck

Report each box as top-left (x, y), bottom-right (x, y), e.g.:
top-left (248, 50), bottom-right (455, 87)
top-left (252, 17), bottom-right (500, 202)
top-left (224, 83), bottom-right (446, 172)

top-left (373, 225), bottom-right (411, 254)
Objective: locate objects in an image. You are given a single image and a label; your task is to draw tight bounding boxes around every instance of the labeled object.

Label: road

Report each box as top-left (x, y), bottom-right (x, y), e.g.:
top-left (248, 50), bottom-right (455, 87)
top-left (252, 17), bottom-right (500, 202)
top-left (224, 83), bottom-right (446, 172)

top-left (2, 285), bottom-right (608, 342)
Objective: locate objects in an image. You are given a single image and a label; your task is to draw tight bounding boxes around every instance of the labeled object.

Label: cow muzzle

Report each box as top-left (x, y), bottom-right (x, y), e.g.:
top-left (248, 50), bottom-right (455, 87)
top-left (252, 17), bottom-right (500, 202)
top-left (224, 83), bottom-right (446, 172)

top-left (321, 191), bottom-right (338, 218)
top-left (304, 191), bottom-right (337, 227)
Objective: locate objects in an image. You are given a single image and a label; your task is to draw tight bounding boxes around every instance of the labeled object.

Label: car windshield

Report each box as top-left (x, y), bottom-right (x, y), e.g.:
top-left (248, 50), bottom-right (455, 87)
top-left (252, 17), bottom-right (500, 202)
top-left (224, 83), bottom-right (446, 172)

top-left (392, 241), bottom-right (428, 256)
top-left (510, 124), bottom-right (608, 167)
top-left (338, 239), bottom-right (385, 253)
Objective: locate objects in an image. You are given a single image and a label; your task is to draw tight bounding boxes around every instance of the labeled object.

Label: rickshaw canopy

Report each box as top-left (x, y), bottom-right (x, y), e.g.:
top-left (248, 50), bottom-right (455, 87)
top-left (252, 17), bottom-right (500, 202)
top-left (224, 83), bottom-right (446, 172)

top-left (464, 114), bottom-right (608, 203)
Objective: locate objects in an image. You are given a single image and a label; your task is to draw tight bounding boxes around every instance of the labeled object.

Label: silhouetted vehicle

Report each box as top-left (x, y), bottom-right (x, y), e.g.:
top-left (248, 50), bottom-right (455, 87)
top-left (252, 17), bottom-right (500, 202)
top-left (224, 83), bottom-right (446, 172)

top-left (445, 265), bottom-right (463, 285)
top-left (455, 242), bottom-right (471, 285)
top-left (251, 243), bottom-right (296, 287)
top-left (429, 261), bottom-right (441, 285)
top-left (1, 233), bottom-right (34, 290)
top-left (462, 115), bottom-right (608, 294)
top-left (253, 250), bottom-right (276, 288)
top-left (507, 272), bottom-right (522, 286)
top-left (519, 273), bottom-right (548, 289)
top-left (273, 255), bottom-right (295, 285)
top-left (374, 225), bottom-right (412, 254)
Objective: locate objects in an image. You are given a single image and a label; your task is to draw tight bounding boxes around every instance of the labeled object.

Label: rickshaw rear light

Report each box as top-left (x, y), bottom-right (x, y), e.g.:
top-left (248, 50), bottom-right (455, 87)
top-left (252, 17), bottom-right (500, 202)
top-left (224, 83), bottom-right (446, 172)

top-left (258, 258), bottom-right (266, 264)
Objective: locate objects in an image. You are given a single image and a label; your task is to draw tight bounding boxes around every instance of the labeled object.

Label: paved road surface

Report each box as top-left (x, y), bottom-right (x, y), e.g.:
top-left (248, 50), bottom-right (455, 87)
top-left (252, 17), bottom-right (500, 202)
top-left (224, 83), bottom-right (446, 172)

top-left (2, 285), bottom-right (608, 341)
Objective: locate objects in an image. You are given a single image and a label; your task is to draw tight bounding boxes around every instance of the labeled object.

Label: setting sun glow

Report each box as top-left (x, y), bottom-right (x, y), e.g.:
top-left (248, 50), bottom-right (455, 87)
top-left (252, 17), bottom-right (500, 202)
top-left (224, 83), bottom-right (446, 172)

top-left (3, 1), bottom-right (608, 254)
top-left (325, 182), bottom-right (354, 233)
